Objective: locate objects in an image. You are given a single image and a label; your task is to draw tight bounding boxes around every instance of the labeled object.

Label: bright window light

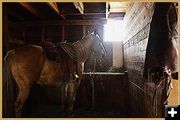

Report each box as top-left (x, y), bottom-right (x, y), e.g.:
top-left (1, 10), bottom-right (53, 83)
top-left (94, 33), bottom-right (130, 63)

top-left (104, 19), bottom-right (125, 42)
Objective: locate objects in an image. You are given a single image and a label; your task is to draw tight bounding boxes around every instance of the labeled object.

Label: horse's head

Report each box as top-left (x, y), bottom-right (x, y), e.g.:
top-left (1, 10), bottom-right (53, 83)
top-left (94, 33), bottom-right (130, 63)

top-left (90, 31), bottom-right (107, 59)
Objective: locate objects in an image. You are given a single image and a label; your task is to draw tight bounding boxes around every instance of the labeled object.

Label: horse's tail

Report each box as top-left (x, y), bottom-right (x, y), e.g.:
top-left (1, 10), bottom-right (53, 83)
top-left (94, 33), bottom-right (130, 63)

top-left (3, 50), bottom-right (16, 118)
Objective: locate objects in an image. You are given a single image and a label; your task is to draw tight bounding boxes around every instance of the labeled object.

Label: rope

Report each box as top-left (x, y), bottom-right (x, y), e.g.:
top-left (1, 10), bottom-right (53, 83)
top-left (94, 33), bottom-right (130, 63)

top-left (90, 58), bottom-right (97, 111)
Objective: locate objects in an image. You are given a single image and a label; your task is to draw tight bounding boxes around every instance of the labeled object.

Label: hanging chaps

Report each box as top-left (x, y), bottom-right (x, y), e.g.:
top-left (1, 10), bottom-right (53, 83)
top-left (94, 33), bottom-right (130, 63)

top-left (143, 2), bottom-right (178, 117)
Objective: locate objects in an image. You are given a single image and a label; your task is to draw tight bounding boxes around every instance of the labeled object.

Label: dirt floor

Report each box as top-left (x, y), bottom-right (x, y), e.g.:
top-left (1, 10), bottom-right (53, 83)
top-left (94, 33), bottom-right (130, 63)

top-left (22, 106), bottom-right (127, 118)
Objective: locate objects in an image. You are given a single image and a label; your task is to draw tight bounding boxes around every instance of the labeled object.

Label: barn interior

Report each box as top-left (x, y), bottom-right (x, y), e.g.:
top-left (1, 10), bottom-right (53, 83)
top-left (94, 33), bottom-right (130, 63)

top-left (2, 2), bottom-right (178, 118)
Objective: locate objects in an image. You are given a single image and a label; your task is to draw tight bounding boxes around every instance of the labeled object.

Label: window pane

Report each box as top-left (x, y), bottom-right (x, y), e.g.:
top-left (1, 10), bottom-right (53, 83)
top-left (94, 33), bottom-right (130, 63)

top-left (104, 20), bottom-right (125, 42)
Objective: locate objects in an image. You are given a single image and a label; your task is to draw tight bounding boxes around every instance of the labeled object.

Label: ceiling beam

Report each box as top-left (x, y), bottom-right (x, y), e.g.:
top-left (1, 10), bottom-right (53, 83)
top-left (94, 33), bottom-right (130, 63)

top-left (62, 13), bottom-right (106, 15)
top-left (84, 3), bottom-right (106, 13)
top-left (8, 21), bottom-right (24, 29)
top-left (47, 2), bottom-right (65, 19)
top-left (15, 19), bottom-right (107, 26)
top-left (108, 12), bottom-right (125, 19)
top-left (106, 2), bottom-right (109, 19)
top-left (19, 2), bottom-right (43, 19)
top-left (73, 2), bottom-right (84, 14)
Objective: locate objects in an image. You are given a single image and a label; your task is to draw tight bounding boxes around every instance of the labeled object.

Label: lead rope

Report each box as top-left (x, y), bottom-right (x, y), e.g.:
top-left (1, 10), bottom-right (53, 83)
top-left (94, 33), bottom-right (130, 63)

top-left (90, 58), bottom-right (97, 111)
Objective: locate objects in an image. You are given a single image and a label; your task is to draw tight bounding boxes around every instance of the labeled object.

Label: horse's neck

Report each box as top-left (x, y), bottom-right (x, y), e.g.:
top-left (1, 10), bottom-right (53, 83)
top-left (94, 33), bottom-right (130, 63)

top-left (73, 35), bottom-right (94, 62)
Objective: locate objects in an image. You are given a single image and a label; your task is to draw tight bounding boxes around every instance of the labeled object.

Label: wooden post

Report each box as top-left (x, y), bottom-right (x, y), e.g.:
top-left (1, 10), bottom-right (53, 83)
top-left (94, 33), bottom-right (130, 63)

top-left (61, 25), bottom-right (65, 42)
top-left (15, 19), bottom-right (107, 26)
top-left (3, 4), bottom-right (8, 56)
top-left (83, 25), bottom-right (86, 36)
top-left (41, 25), bottom-right (46, 42)
top-left (19, 3), bottom-right (43, 19)
top-left (23, 27), bottom-right (26, 44)
top-left (47, 2), bottom-right (65, 19)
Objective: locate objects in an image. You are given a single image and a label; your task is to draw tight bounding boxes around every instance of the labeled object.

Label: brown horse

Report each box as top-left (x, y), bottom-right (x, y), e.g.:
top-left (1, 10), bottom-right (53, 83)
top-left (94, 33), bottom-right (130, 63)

top-left (3, 31), bottom-right (106, 118)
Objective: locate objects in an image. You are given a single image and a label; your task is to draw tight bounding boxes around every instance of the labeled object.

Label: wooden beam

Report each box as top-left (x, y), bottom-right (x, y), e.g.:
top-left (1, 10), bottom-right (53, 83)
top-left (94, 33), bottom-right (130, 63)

top-left (8, 31), bottom-right (24, 40)
top-left (23, 28), bottom-right (26, 44)
top-left (8, 36), bottom-right (24, 44)
top-left (41, 26), bottom-right (46, 42)
top-left (3, 4), bottom-right (8, 55)
top-left (83, 25), bottom-right (86, 35)
top-left (15, 19), bottom-right (107, 26)
top-left (48, 3), bottom-right (59, 14)
top-left (19, 2), bottom-right (43, 19)
top-left (62, 13), bottom-right (106, 15)
top-left (8, 21), bottom-right (24, 29)
top-left (108, 12), bottom-right (125, 19)
top-left (106, 2), bottom-right (109, 19)
top-left (47, 2), bottom-right (65, 19)
top-left (73, 2), bottom-right (84, 14)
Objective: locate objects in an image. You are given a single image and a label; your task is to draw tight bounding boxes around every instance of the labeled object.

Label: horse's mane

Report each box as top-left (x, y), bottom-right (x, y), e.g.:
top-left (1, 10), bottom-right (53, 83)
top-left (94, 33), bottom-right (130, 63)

top-left (60, 33), bottom-right (95, 63)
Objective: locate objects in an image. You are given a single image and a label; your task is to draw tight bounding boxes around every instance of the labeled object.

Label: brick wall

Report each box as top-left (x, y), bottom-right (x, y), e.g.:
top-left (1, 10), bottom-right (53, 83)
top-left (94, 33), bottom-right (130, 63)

top-left (123, 2), bottom-right (154, 117)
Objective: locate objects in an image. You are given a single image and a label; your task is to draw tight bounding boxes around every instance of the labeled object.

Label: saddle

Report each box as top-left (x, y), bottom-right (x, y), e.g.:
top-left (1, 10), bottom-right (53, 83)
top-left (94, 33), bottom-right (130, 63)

top-left (42, 41), bottom-right (77, 63)
top-left (42, 41), bottom-right (61, 62)
top-left (42, 41), bottom-right (80, 83)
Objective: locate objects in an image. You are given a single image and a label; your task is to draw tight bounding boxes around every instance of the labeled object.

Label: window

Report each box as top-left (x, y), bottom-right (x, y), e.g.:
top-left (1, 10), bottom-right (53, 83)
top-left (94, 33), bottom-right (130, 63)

top-left (104, 19), bottom-right (125, 42)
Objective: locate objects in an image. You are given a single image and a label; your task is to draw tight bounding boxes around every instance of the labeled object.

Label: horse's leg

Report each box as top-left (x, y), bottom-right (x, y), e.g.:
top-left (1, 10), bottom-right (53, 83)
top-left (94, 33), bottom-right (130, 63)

top-left (66, 78), bottom-right (80, 116)
top-left (12, 72), bottom-right (33, 117)
top-left (59, 83), bottom-right (68, 113)
top-left (15, 87), bottom-right (30, 117)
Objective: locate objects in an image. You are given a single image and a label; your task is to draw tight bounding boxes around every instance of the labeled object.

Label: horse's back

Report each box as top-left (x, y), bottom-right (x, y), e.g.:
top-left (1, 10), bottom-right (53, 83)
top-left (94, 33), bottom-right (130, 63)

top-left (14, 45), bottom-right (43, 56)
top-left (11, 45), bottom-right (45, 85)
top-left (13, 45), bottom-right (43, 60)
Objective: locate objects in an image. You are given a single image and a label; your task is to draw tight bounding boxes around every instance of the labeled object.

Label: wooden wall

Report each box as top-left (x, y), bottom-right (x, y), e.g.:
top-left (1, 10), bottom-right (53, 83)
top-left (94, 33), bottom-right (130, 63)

top-left (3, 20), bottom-right (113, 71)
top-left (22, 74), bottom-right (128, 117)
top-left (123, 2), bottom-right (155, 117)
top-left (26, 24), bottom-right (112, 72)
top-left (2, 4), bottom-right (26, 57)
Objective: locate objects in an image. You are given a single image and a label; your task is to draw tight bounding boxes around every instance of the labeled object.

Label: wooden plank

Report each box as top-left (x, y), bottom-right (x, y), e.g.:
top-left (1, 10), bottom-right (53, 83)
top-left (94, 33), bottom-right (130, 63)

top-left (62, 13), bottom-right (106, 15)
top-left (83, 25), bottom-right (86, 35)
top-left (8, 21), bottom-right (24, 30)
top-left (3, 4), bottom-right (8, 55)
top-left (61, 25), bottom-right (65, 42)
top-left (108, 12), bottom-right (125, 19)
top-left (8, 31), bottom-right (24, 40)
top-left (19, 2), bottom-right (43, 19)
top-left (8, 36), bottom-right (24, 44)
top-left (48, 2), bottom-right (60, 14)
top-left (106, 2), bottom-right (109, 19)
top-left (23, 28), bottom-right (26, 44)
top-left (41, 26), bottom-right (46, 42)
top-left (8, 31), bottom-right (24, 44)
top-left (47, 2), bottom-right (65, 19)
top-left (15, 19), bottom-right (107, 26)
top-left (73, 2), bottom-right (84, 14)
